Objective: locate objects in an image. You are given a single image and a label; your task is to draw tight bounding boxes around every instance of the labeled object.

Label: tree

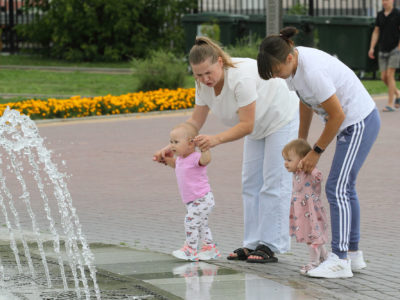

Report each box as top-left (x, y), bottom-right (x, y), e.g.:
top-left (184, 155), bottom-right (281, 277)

top-left (266, 0), bottom-right (283, 35)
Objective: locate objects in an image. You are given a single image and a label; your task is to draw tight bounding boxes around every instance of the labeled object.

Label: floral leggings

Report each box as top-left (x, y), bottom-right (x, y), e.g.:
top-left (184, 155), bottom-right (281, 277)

top-left (184, 192), bottom-right (215, 250)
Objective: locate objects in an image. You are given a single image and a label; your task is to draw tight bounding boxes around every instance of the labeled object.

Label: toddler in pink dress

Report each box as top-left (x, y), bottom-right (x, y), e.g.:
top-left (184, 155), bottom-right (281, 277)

top-left (282, 139), bottom-right (329, 274)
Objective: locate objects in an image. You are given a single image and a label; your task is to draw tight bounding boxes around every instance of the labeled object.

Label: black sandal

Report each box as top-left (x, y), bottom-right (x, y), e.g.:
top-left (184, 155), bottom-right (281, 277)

top-left (246, 244), bottom-right (278, 264)
top-left (227, 247), bottom-right (252, 261)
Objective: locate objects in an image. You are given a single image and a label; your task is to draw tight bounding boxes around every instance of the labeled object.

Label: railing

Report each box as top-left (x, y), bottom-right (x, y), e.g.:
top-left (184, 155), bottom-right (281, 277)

top-left (197, 0), bottom-right (382, 16)
top-left (1, 0), bottom-right (39, 53)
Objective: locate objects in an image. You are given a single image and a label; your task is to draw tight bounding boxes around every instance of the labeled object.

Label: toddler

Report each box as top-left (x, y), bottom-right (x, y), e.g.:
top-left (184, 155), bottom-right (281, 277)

top-left (161, 122), bottom-right (220, 261)
top-left (282, 139), bottom-right (329, 274)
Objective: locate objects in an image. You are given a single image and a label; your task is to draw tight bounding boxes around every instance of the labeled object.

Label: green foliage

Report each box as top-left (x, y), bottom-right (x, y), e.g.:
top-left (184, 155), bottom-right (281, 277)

top-left (200, 19), bottom-right (221, 42)
top-left (16, 0), bottom-right (197, 61)
top-left (132, 50), bottom-right (188, 92)
top-left (226, 36), bottom-right (262, 59)
top-left (287, 1), bottom-right (308, 15)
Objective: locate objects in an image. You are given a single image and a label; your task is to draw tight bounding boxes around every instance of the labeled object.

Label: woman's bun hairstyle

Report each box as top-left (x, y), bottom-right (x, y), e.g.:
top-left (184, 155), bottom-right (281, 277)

top-left (280, 26), bottom-right (299, 41)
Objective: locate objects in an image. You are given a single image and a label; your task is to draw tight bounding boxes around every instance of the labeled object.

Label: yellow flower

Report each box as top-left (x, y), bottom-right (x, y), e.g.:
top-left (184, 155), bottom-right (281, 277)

top-left (0, 88), bottom-right (195, 119)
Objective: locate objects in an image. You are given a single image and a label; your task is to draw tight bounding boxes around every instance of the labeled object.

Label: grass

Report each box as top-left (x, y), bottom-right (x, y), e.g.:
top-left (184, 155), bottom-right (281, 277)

top-left (0, 69), bottom-right (195, 103)
top-left (362, 80), bottom-right (392, 95)
top-left (0, 54), bottom-right (393, 104)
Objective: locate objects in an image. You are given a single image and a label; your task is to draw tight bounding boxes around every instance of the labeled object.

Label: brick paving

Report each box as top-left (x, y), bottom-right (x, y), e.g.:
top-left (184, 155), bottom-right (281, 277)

top-left (17, 96), bottom-right (400, 299)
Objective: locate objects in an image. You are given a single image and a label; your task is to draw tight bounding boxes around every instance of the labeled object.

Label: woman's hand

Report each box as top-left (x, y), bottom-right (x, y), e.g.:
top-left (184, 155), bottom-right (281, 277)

top-left (298, 93), bottom-right (344, 173)
top-left (153, 145), bottom-right (173, 165)
top-left (194, 135), bottom-right (220, 152)
top-left (298, 150), bottom-right (320, 174)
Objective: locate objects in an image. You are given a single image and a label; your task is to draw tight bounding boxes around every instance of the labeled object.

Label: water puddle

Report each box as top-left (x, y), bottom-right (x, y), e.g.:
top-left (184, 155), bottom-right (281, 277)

top-left (141, 261), bottom-right (308, 300)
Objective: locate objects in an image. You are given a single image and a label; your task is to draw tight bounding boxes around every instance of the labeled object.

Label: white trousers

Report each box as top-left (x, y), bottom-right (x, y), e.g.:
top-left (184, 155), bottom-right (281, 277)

top-left (185, 192), bottom-right (215, 250)
top-left (242, 117), bottom-right (298, 253)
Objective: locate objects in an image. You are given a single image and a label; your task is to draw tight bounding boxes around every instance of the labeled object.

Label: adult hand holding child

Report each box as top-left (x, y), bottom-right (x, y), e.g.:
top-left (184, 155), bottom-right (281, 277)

top-left (193, 134), bottom-right (220, 151)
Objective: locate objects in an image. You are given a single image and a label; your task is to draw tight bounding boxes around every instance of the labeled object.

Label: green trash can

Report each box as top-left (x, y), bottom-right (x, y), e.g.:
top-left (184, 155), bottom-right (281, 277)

top-left (239, 14), bottom-right (314, 45)
top-left (313, 16), bottom-right (377, 72)
top-left (245, 14), bottom-right (267, 40)
top-left (283, 15), bottom-right (315, 47)
top-left (182, 12), bottom-right (249, 53)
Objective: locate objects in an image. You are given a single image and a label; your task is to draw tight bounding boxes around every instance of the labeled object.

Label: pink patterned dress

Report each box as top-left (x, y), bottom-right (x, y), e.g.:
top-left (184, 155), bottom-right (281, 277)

top-left (289, 168), bottom-right (328, 245)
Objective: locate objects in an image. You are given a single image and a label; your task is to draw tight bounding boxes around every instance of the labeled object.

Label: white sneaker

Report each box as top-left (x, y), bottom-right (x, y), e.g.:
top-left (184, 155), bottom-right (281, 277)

top-left (348, 250), bottom-right (367, 271)
top-left (198, 243), bottom-right (221, 261)
top-left (172, 244), bottom-right (199, 261)
top-left (307, 253), bottom-right (353, 278)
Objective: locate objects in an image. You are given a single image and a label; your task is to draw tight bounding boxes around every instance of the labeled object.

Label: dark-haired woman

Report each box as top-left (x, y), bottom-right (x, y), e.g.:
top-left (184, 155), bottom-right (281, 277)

top-left (257, 27), bottom-right (380, 278)
top-left (153, 36), bottom-right (299, 263)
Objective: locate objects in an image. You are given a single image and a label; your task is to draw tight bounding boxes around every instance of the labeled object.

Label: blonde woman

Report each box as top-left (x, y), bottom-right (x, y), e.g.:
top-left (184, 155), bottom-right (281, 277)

top-left (154, 37), bottom-right (299, 263)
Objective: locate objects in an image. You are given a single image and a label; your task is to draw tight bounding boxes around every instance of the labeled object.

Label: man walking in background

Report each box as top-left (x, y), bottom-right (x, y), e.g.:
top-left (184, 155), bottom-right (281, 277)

top-left (369, 0), bottom-right (400, 112)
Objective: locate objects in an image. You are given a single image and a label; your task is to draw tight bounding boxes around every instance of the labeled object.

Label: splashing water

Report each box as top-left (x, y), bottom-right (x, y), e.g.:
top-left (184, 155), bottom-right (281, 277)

top-left (0, 108), bottom-right (100, 299)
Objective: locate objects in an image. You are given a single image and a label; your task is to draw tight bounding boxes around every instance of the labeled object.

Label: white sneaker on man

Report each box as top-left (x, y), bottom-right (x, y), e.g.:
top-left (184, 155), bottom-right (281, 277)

top-left (307, 253), bottom-right (353, 278)
top-left (348, 250), bottom-right (367, 271)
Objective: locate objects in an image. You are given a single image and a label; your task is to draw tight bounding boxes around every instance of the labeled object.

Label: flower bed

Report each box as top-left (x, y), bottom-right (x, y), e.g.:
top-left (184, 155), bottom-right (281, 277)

top-left (0, 88), bottom-right (195, 120)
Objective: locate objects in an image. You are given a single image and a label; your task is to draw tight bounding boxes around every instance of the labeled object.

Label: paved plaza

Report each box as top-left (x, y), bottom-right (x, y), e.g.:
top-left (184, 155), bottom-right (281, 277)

top-left (20, 95), bottom-right (400, 299)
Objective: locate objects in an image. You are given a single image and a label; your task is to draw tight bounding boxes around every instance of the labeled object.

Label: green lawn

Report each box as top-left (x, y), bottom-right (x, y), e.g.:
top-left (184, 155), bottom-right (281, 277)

top-left (0, 69), bottom-right (196, 103)
top-left (362, 80), bottom-right (391, 95)
top-left (0, 70), bottom-right (138, 96)
top-left (0, 54), bottom-right (392, 104)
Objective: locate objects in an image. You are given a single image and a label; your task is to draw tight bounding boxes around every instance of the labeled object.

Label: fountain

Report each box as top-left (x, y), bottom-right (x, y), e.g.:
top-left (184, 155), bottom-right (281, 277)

top-left (0, 108), bottom-right (100, 299)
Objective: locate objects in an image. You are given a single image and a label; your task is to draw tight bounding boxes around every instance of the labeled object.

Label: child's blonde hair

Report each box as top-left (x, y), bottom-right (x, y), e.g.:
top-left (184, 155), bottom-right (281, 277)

top-left (172, 122), bottom-right (199, 139)
top-left (282, 139), bottom-right (312, 158)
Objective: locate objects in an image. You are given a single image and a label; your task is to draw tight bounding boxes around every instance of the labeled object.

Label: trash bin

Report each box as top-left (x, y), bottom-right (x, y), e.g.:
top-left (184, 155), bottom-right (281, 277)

top-left (283, 15), bottom-right (315, 47)
top-left (245, 14), bottom-right (267, 40)
top-left (181, 12), bottom-right (248, 53)
top-left (239, 14), bottom-right (314, 45)
top-left (313, 16), bottom-right (377, 72)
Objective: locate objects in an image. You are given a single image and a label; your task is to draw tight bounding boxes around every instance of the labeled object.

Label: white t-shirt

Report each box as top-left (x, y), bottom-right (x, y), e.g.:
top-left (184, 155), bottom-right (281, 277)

top-left (285, 47), bottom-right (376, 133)
top-left (195, 58), bottom-right (299, 140)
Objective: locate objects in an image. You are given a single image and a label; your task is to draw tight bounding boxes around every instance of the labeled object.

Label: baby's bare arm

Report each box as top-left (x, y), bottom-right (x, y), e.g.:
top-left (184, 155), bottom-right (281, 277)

top-left (164, 156), bottom-right (176, 168)
top-left (199, 149), bottom-right (211, 166)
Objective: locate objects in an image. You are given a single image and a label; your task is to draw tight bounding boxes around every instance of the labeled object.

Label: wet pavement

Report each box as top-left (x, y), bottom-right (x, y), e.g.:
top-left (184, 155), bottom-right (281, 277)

top-left (0, 95), bottom-right (399, 299)
top-left (90, 245), bottom-right (312, 300)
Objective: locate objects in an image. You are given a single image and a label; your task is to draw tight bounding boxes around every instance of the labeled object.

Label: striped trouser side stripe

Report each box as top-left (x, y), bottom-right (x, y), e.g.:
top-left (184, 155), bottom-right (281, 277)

top-left (334, 120), bottom-right (365, 252)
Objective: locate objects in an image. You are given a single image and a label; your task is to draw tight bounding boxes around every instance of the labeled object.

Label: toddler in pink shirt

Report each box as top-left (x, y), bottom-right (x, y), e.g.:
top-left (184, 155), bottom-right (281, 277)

top-left (161, 122), bottom-right (220, 262)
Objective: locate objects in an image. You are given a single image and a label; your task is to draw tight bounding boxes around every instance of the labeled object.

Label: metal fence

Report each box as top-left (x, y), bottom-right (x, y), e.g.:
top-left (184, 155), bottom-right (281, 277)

top-left (198, 0), bottom-right (383, 16)
top-left (0, 0), bottom-right (38, 53)
top-left (0, 0), bottom-right (394, 54)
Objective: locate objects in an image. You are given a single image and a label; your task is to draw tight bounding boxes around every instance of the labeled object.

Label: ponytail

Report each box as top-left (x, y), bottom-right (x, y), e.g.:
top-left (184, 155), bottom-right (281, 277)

top-left (189, 36), bottom-right (235, 68)
top-left (257, 26), bottom-right (298, 80)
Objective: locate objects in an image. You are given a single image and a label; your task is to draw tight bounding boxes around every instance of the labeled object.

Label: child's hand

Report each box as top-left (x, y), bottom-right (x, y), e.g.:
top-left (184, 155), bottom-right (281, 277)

top-left (153, 146), bottom-right (173, 165)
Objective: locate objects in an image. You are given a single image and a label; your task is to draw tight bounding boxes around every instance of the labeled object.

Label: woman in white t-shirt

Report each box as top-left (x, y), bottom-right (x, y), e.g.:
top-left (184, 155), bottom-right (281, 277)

top-left (257, 27), bottom-right (380, 278)
top-left (153, 37), bottom-right (299, 263)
